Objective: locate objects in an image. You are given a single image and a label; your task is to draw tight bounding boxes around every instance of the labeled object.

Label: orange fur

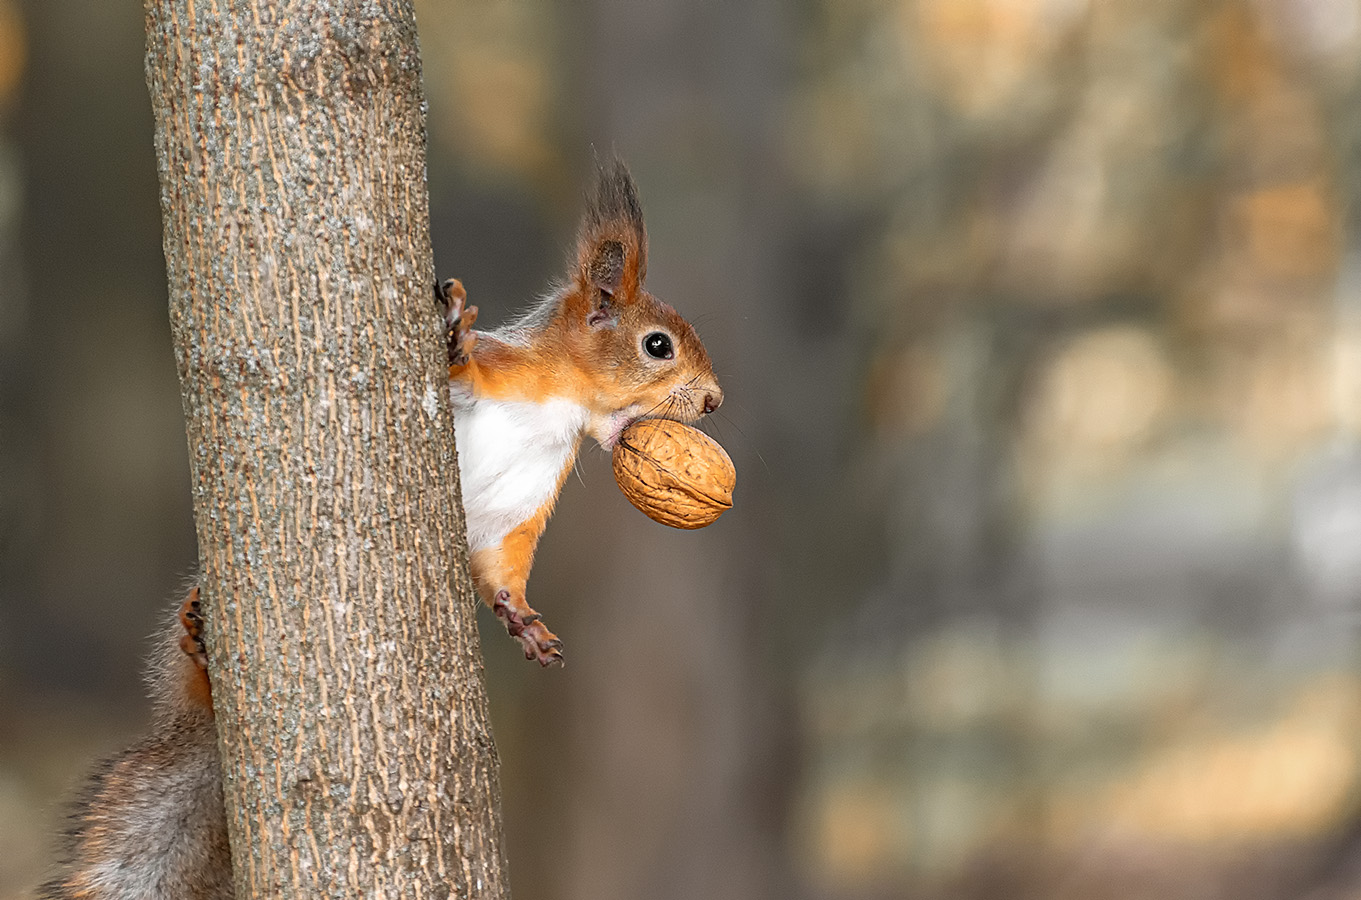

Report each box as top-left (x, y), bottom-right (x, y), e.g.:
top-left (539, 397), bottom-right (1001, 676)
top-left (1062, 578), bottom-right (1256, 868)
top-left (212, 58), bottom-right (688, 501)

top-left (449, 336), bottom-right (581, 404)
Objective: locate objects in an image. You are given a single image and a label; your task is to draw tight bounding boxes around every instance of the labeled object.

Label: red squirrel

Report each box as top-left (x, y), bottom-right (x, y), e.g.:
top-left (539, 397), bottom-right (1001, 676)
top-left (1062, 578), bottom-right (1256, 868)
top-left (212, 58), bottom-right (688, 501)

top-left (442, 159), bottom-right (722, 665)
top-left (42, 161), bottom-right (722, 898)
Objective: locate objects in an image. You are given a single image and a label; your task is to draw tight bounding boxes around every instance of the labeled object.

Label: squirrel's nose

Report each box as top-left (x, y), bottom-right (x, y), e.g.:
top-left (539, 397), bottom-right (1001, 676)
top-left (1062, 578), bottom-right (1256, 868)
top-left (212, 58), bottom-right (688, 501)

top-left (703, 391), bottom-right (722, 414)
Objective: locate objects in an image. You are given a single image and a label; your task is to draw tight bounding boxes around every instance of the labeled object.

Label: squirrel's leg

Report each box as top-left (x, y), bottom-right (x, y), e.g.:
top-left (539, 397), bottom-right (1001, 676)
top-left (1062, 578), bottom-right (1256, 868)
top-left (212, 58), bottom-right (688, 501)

top-left (471, 502), bottom-right (564, 667)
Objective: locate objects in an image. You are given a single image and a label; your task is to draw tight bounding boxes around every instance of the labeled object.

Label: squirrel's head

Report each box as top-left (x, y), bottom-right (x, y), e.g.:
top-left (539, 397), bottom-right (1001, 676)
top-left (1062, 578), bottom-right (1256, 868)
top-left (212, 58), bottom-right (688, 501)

top-left (562, 159), bottom-right (723, 449)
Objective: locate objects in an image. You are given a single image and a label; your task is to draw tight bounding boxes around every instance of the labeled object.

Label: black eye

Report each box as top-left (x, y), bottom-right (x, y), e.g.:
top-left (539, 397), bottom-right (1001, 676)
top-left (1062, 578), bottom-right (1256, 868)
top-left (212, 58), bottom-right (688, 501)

top-left (643, 332), bottom-right (674, 360)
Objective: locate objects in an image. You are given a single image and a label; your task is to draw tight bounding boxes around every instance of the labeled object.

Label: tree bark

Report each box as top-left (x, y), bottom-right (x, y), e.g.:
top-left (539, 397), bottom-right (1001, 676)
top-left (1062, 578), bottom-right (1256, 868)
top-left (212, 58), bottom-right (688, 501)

top-left (144, 2), bottom-right (510, 897)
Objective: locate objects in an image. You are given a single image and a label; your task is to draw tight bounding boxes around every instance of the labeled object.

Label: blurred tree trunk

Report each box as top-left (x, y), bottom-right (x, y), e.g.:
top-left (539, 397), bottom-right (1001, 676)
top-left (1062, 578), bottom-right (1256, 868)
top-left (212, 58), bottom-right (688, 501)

top-left (144, 2), bottom-right (510, 898)
top-left (532, 3), bottom-right (799, 900)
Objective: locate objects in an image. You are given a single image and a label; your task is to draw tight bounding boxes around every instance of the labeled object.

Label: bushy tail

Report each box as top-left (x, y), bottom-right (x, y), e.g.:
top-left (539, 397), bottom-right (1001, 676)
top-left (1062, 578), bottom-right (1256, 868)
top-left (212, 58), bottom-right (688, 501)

top-left (41, 591), bottom-right (232, 899)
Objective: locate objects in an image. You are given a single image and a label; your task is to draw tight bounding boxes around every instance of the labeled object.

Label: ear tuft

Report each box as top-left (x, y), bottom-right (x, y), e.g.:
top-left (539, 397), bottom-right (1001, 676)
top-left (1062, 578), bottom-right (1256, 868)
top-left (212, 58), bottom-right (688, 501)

top-left (585, 161), bottom-right (647, 270)
top-left (575, 158), bottom-right (648, 295)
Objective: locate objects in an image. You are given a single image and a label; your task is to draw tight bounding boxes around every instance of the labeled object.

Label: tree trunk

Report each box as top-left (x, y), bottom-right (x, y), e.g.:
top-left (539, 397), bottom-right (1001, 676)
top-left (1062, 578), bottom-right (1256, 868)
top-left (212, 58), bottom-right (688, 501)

top-left (144, 2), bottom-right (510, 897)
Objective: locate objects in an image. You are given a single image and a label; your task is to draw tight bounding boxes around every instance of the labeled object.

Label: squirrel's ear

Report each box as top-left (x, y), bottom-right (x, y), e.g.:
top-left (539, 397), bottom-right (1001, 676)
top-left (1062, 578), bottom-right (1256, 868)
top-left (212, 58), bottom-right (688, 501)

top-left (574, 159), bottom-right (647, 327)
top-left (583, 239), bottom-right (625, 328)
top-left (588, 239), bottom-right (626, 294)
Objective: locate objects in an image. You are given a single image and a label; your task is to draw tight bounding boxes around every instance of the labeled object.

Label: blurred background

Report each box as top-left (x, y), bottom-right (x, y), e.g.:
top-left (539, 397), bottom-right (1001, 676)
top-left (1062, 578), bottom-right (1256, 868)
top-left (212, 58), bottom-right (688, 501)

top-left (3, 0), bottom-right (1361, 898)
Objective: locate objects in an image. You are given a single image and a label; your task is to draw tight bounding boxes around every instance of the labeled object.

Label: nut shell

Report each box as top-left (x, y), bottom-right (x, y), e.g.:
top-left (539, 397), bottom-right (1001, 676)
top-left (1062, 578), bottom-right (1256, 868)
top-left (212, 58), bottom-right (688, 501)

top-left (612, 419), bottom-right (735, 529)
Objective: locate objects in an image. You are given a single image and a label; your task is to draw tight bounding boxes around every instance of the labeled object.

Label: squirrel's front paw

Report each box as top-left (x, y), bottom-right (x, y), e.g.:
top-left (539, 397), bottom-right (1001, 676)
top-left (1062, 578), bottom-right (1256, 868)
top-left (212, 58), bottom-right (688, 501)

top-left (437, 277), bottom-right (479, 366)
top-left (493, 589), bottom-right (564, 667)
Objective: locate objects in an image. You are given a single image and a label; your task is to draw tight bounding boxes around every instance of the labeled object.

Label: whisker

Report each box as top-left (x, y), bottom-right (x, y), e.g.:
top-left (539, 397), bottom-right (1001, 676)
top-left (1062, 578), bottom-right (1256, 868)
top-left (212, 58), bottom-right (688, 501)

top-left (704, 412), bottom-right (770, 474)
top-left (658, 390), bottom-right (690, 422)
top-left (637, 392), bottom-right (677, 420)
top-left (720, 398), bottom-right (757, 418)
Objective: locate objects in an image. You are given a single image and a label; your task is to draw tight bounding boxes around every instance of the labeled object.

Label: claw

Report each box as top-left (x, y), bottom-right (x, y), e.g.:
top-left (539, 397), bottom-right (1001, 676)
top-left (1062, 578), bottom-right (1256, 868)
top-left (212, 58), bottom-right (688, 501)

top-left (535, 638), bottom-right (565, 668)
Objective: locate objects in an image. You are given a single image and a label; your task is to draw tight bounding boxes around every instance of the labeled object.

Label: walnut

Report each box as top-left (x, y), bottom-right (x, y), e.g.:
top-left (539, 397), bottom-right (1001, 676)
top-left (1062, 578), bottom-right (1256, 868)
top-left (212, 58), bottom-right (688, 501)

top-left (612, 419), bottom-right (735, 529)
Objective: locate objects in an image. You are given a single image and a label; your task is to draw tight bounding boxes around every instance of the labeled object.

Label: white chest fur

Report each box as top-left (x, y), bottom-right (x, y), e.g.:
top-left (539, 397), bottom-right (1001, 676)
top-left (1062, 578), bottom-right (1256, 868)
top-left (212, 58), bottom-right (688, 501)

top-left (449, 388), bottom-right (589, 552)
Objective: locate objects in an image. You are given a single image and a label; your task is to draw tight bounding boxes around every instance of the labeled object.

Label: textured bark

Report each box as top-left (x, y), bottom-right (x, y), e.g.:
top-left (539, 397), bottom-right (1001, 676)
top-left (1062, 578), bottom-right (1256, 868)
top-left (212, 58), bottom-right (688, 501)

top-left (144, 2), bottom-right (510, 898)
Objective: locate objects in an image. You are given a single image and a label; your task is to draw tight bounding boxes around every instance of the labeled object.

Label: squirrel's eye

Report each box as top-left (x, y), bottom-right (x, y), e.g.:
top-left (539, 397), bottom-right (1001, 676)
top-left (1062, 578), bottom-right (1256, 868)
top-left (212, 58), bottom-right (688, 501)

top-left (643, 332), bottom-right (674, 360)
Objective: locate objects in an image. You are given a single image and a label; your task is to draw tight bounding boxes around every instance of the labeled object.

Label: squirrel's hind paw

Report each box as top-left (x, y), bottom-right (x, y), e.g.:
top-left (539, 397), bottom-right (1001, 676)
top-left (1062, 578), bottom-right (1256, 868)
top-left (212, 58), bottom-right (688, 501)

top-left (177, 589), bottom-right (209, 671)
top-left (493, 590), bottom-right (564, 667)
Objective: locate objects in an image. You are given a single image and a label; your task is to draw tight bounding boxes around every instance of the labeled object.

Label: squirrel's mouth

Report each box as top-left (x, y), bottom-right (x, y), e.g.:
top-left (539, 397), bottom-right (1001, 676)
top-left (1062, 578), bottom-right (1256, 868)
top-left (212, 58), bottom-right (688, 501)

top-left (596, 394), bottom-right (706, 450)
top-left (598, 412), bottom-right (638, 450)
